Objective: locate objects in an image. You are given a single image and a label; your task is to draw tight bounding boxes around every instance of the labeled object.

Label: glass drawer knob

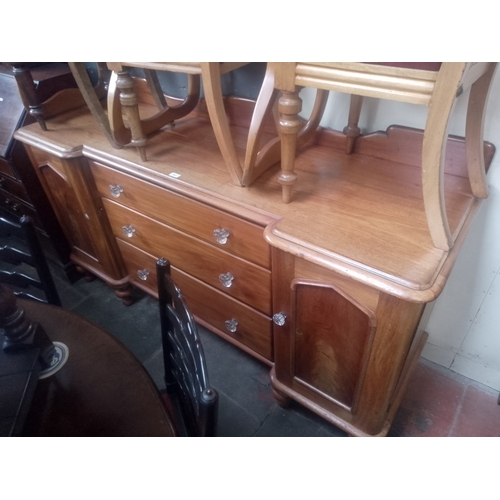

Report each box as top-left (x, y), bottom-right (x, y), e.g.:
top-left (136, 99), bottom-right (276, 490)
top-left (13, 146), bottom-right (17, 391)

top-left (213, 228), bottom-right (230, 245)
top-left (219, 272), bottom-right (234, 288)
top-left (137, 269), bottom-right (149, 281)
top-left (225, 318), bottom-right (238, 333)
top-left (109, 184), bottom-right (124, 198)
top-left (122, 225), bottom-right (136, 238)
top-left (273, 312), bottom-right (287, 326)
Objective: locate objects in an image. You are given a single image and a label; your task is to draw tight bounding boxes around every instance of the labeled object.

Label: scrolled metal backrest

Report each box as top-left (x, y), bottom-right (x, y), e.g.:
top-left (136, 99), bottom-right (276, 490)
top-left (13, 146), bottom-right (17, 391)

top-left (156, 258), bottom-right (218, 437)
top-left (0, 216), bottom-right (61, 306)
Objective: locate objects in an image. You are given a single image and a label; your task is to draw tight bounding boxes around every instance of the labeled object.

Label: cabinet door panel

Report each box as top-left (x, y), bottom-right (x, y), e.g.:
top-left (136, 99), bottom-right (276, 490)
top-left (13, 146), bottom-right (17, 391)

top-left (292, 281), bottom-right (376, 412)
top-left (39, 164), bottom-right (98, 259)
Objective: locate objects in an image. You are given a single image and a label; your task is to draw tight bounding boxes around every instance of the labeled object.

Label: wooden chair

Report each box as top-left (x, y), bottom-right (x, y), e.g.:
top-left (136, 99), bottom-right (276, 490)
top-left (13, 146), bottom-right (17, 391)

top-left (270, 62), bottom-right (497, 251)
top-left (157, 257), bottom-right (218, 437)
top-left (9, 62), bottom-right (110, 131)
top-left (69, 62), bottom-right (304, 187)
top-left (0, 215), bottom-right (61, 306)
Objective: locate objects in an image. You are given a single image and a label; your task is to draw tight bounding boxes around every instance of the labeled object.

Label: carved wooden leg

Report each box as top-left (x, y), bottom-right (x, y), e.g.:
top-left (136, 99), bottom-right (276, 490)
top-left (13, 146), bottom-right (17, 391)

top-left (0, 285), bottom-right (54, 367)
top-left (116, 70), bottom-right (148, 161)
top-left (114, 282), bottom-right (134, 306)
top-left (75, 265), bottom-right (96, 282)
top-left (278, 90), bottom-right (302, 203)
top-left (11, 64), bottom-right (47, 131)
top-left (272, 386), bottom-right (291, 408)
top-left (343, 94), bottom-right (364, 154)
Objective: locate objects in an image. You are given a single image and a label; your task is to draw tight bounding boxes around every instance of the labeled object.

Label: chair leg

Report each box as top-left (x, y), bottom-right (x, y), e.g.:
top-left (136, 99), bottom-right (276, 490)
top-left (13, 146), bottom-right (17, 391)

top-left (422, 63), bottom-right (467, 251)
top-left (343, 94), bottom-right (364, 154)
top-left (11, 64), bottom-right (47, 130)
top-left (278, 89), bottom-right (302, 203)
top-left (68, 62), bottom-right (124, 149)
top-left (465, 62), bottom-right (497, 199)
top-left (116, 70), bottom-right (148, 161)
top-left (200, 63), bottom-right (244, 186)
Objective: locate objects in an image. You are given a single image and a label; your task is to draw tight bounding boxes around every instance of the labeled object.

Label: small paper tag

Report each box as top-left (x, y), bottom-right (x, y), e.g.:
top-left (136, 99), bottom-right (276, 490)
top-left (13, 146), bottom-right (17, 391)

top-left (169, 172), bottom-right (181, 178)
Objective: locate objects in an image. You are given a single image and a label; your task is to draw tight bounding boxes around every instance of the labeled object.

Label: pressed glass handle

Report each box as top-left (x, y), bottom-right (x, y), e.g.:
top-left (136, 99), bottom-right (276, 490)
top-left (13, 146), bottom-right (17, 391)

top-left (122, 225), bottom-right (136, 238)
top-left (213, 228), bottom-right (230, 245)
top-left (137, 269), bottom-right (150, 281)
top-left (219, 272), bottom-right (234, 288)
top-left (109, 184), bottom-right (124, 198)
top-left (273, 312), bottom-right (287, 326)
top-left (225, 318), bottom-right (238, 333)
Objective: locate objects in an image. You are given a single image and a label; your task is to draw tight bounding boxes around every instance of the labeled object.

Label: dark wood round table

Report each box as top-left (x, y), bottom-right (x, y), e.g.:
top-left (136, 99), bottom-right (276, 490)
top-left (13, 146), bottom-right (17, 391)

top-left (19, 299), bottom-right (176, 437)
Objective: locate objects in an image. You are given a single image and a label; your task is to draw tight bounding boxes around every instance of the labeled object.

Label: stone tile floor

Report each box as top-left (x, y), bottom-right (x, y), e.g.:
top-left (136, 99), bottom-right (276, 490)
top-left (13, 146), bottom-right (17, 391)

top-left (32, 262), bottom-right (500, 437)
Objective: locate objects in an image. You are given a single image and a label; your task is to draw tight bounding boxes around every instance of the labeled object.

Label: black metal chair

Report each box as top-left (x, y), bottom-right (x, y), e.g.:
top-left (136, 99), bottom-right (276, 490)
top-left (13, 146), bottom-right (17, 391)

top-left (156, 257), bottom-right (218, 437)
top-left (0, 215), bottom-right (61, 306)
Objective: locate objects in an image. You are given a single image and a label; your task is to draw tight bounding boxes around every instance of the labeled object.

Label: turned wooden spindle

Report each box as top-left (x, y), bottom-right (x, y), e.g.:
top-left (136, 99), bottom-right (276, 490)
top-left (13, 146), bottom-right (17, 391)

top-left (11, 63), bottom-right (47, 130)
top-left (278, 90), bottom-right (302, 203)
top-left (116, 70), bottom-right (148, 161)
top-left (0, 284), bottom-right (55, 367)
top-left (343, 94), bottom-right (364, 154)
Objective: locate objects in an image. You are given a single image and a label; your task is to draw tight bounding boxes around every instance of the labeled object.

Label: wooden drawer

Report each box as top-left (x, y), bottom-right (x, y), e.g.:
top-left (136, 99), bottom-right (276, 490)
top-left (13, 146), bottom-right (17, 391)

top-left (91, 161), bottom-right (270, 268)
top-left (104, 198), bottom-right (272, 315)
top-left (117, 239), bottom-right (273, 361)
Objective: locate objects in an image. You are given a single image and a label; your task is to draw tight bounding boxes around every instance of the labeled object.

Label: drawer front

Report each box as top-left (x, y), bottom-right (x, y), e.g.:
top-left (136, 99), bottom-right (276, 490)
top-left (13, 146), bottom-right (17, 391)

top-left (91, 161), bottom-right (270, 268)
top-left (117, 239), bottom-right (273, 361)
top-left (104, 198), bottom-right (272, 315)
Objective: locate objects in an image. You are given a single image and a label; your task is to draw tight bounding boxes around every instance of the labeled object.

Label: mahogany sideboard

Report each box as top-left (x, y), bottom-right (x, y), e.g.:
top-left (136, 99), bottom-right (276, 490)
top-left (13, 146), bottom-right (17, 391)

top-left (13, 88), bottom-right (495, 436)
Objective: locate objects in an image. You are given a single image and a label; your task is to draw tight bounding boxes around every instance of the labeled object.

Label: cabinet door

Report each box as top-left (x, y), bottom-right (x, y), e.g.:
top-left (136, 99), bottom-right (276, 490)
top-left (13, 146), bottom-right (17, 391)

top-left (25, 146), bottom-right (126, 282)
top-left (274, 279), bottom-right (376, 414)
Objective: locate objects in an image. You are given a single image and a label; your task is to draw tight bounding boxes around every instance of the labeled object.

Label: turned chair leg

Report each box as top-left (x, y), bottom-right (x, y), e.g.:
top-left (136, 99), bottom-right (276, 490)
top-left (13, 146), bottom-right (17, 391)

top-left (116, 70), bottom-right (148, 161)
top-left (343, 94), bottom-right (364, 154)
top-left (11, 64), bottom-right (47, 130)
top-left (278, 90), bottom-right (302, 203)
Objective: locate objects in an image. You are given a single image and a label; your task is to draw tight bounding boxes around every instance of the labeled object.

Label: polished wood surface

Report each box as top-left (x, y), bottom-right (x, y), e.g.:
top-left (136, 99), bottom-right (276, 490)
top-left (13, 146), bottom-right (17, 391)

top-left (103, 198), bottom-right (272, 314)
top-left (13, 83), bottom-right (495, 436)
top-left (270, 62), bottom-right (496, 251)
top-left (19, 299), bottom-right (176, 437)
top-left (15, 102), bottom-right (493, 302)
top-left (117, 239), bottom-right (273, 362)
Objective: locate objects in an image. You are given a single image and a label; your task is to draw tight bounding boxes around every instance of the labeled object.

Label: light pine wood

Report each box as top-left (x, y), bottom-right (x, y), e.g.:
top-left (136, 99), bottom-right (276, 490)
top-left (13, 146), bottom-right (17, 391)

top-left (343, 94), bottom-right (364, 154)
top-left (272, 62), bottom-right (497, 251)
top-left (421, 63), bottom-right (468, 250)
top-left (466, 63), bottom-right (497, 198)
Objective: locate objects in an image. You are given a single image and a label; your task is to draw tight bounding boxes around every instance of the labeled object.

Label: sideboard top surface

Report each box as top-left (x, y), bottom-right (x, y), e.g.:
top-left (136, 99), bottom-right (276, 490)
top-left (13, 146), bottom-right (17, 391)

top-left (15, 101), bottom-right (490, 302)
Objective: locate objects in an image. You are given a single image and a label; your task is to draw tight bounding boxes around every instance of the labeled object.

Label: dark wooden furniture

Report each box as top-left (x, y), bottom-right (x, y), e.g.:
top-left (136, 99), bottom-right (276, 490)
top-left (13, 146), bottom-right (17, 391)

top-left (157, 258), bottom-right (218, 437)
top-left (0, 285), bottom-right (54, 436)
top-left (0, 63), bottom-right (76, 281)
top-left (13, 66), bottom-right (496, 436)
top-left (16, 297), bottom-right (176, 437)
top-left (0, 215), bottom-right (61, 305)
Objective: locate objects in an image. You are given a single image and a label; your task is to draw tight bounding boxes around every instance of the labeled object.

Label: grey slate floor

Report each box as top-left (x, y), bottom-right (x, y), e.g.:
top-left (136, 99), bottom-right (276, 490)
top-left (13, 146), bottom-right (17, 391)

top-left (51, 266), bottom-right (348, 437)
